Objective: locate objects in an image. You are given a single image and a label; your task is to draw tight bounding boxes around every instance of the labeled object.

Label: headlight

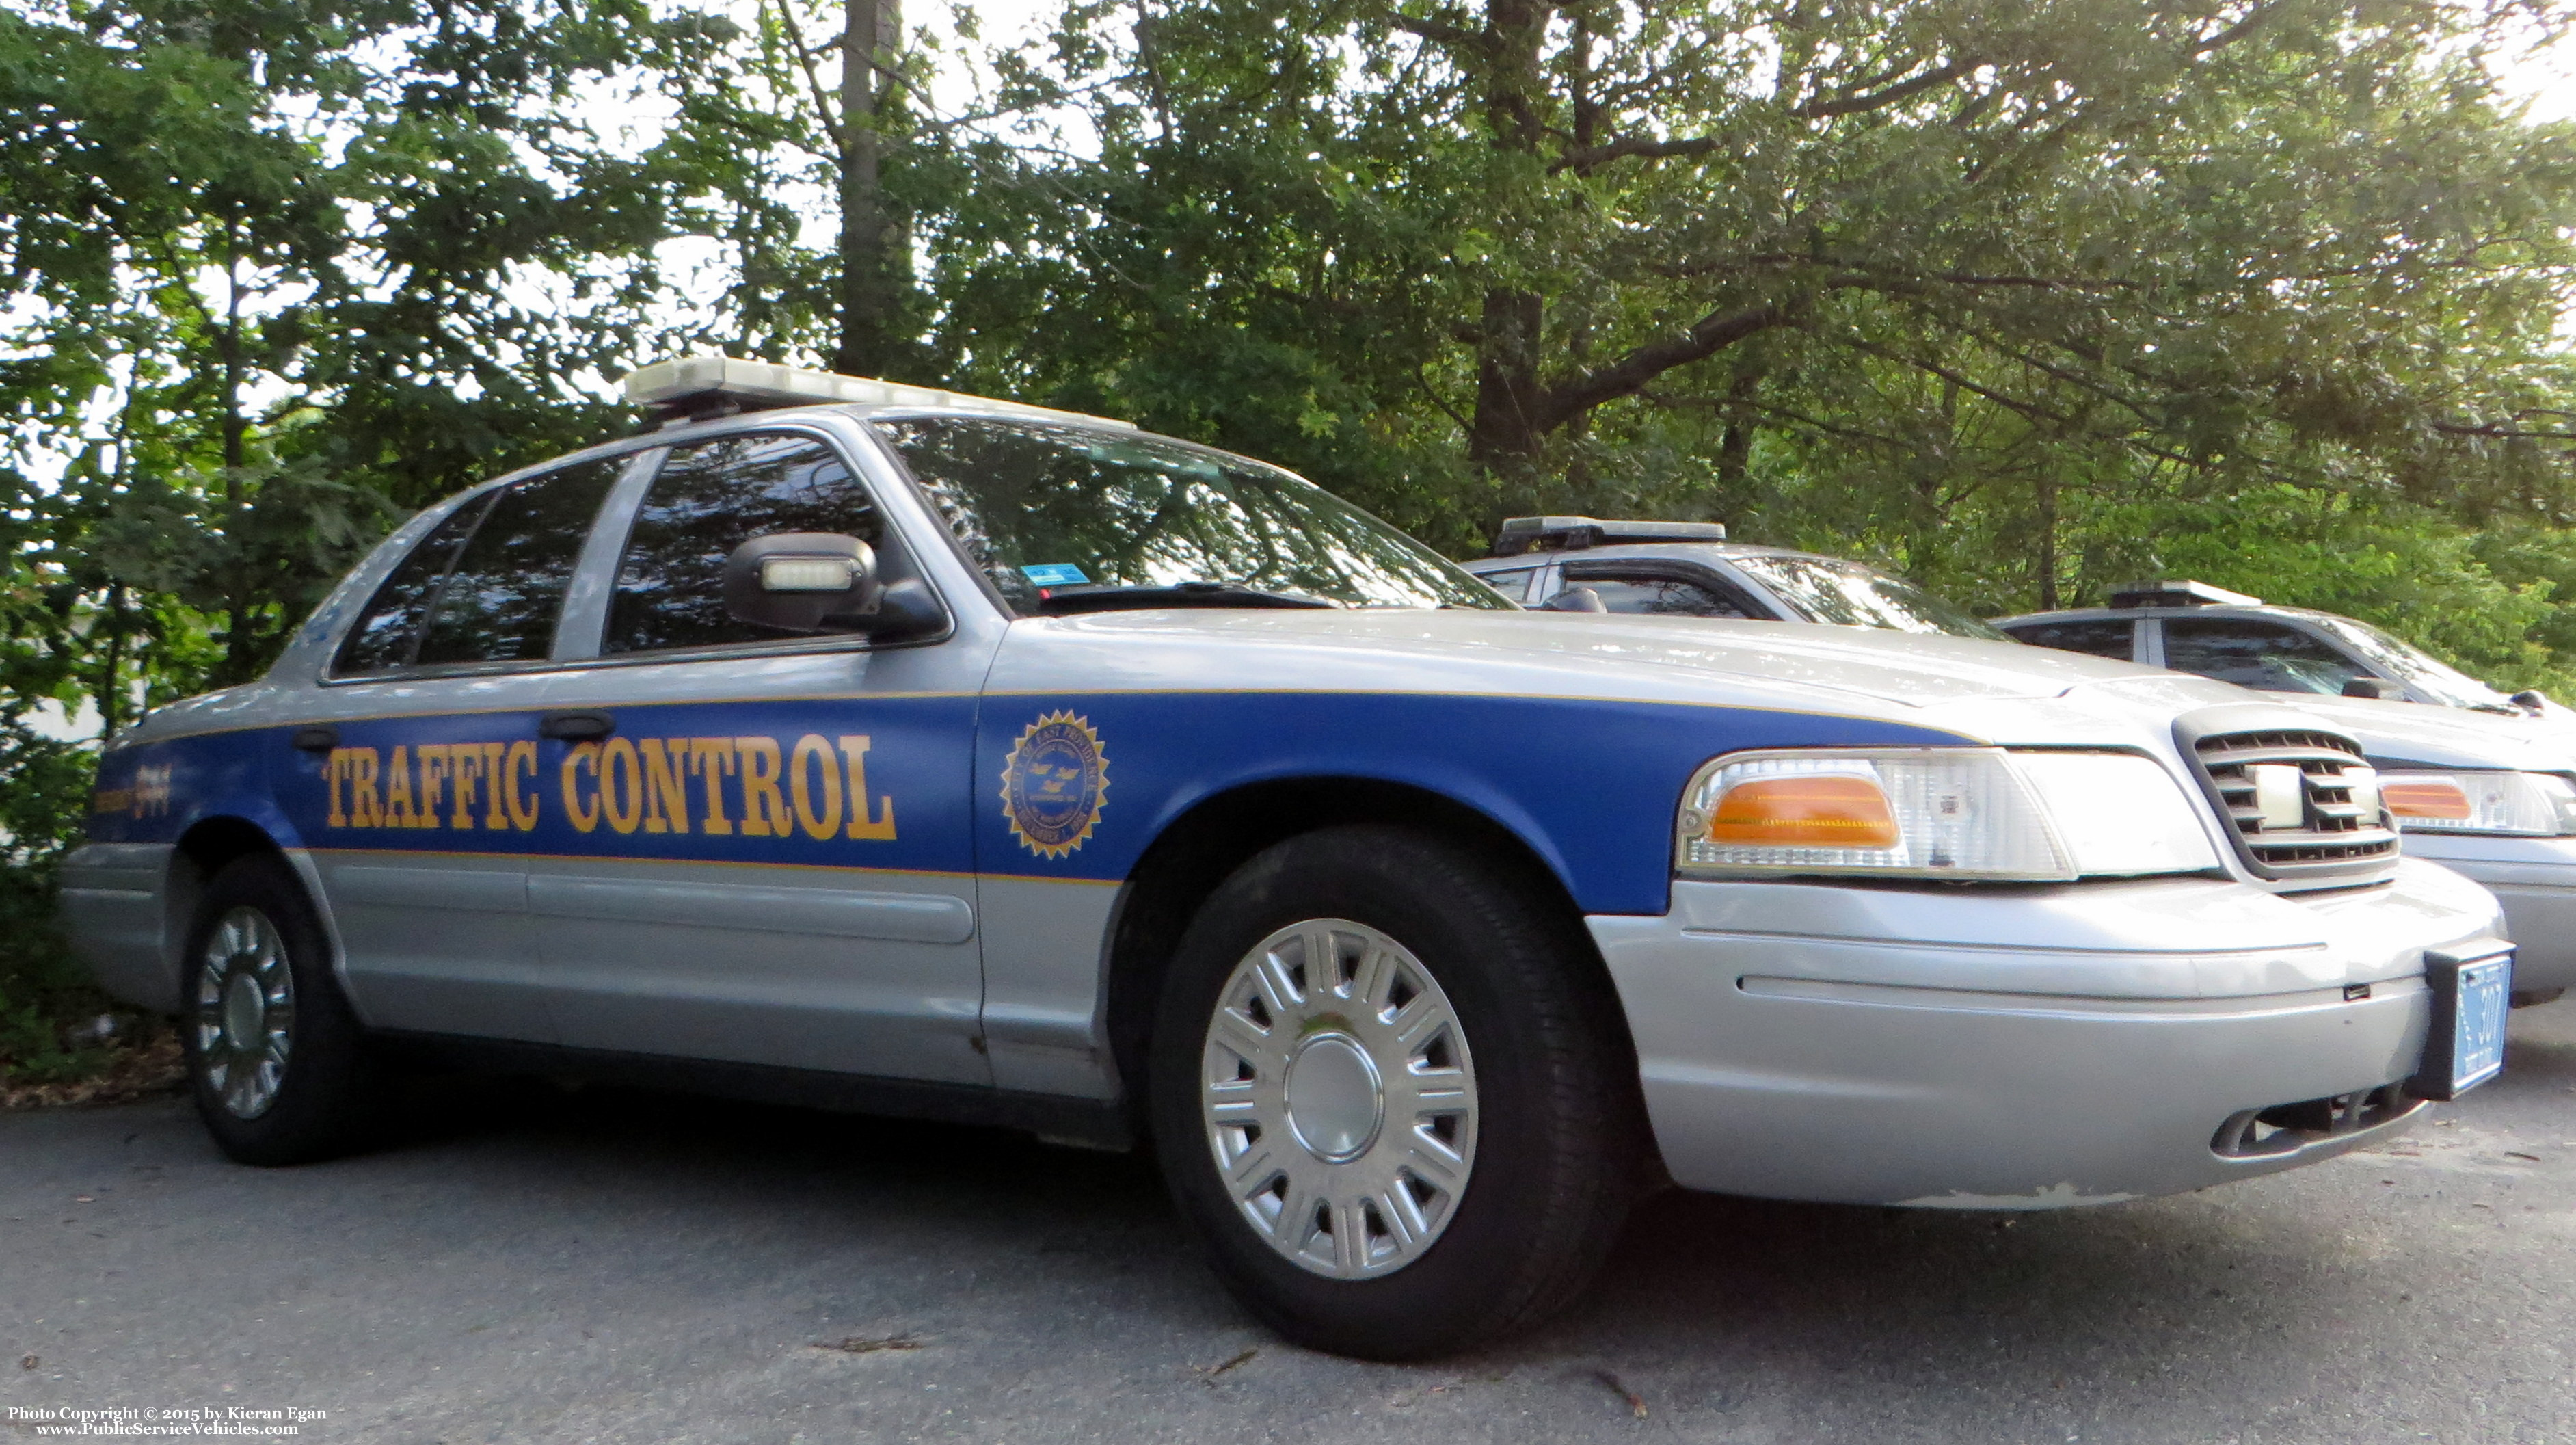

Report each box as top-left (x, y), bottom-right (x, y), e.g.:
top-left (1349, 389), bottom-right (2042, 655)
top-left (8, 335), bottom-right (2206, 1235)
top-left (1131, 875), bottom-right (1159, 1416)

top-left (1675, 748), bottom-right (2224, 881)
top-left (2378, 770), bottom-right (2576, 836)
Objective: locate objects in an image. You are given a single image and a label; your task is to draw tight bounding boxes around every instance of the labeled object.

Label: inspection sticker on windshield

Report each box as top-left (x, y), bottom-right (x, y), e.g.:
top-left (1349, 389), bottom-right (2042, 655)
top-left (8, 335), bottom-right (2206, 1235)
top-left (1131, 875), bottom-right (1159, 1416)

top-left (1022, 563), bottom-right (1090, 587)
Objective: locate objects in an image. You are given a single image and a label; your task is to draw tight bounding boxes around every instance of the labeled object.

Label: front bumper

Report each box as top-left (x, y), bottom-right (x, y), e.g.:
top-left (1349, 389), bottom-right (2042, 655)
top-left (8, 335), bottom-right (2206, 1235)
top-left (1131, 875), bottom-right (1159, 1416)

top-left (1589, 859), bottom-right (2508, 1208)
top-left (2396, 834), bottom-right (2576, 995)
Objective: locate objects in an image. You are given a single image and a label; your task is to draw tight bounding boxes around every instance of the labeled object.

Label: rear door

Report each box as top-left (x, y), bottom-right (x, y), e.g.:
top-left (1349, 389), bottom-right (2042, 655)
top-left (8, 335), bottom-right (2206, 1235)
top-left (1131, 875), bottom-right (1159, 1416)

top-left (293, 453), bottom-right (639, 1041)
top-left (522, 424), bottom-right (995, 1085)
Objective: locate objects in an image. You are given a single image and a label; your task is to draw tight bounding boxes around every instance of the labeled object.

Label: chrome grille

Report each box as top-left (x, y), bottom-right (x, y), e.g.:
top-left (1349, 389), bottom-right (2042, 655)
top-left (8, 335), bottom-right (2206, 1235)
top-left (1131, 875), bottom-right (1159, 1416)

top-left (2189, 727), bottom-right (2398, 881)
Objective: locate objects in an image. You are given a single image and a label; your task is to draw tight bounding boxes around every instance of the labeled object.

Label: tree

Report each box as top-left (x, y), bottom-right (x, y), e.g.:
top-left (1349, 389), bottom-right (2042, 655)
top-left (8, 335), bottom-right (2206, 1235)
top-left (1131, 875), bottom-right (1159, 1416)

top-left (922, 0), bottom-right (2576, 576)
top-left (0, 0), bottom-right (741, 707)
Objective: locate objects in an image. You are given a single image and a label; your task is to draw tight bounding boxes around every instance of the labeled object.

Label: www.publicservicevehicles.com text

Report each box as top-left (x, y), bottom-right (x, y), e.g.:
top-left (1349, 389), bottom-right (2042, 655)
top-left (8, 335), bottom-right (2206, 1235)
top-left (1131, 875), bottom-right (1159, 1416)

top-left (8, 1407), bottom-right (325, 1436)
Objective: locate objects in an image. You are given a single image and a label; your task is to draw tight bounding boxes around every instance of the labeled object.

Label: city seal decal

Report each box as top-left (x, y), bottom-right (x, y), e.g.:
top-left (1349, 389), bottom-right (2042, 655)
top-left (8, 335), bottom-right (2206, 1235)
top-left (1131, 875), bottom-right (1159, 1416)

top-left (1001, 710), bottom-right (1109, 859)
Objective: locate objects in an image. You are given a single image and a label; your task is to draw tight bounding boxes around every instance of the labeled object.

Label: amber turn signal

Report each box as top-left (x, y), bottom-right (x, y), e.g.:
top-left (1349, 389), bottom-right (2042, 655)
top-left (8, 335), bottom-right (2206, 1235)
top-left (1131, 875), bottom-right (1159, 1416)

top-left (1706, 774), bottom-right (1901, 848)
top-left (2382, 778), bottom-right (2472, 820)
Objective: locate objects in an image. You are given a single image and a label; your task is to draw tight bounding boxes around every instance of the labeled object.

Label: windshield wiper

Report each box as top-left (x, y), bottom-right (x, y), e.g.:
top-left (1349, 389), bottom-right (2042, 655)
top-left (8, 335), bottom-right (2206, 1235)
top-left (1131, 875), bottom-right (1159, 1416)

top-left (1035, 580), bottom-right (1339, 615)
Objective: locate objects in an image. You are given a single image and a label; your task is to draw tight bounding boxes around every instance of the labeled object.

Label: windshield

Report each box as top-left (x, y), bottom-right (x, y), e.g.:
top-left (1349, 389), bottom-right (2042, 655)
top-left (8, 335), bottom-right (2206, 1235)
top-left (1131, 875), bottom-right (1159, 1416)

top-left (2309, 615), bottom-right (2518, 711)
top-left (872, 417), bottom-right (1507, 614)
top-left (1726, 553), bottom-right (2008, 639)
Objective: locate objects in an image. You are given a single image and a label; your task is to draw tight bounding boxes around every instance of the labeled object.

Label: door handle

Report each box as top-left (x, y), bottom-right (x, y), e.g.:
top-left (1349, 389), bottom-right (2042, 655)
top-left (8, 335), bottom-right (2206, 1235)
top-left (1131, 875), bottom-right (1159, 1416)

top-left (291, 724), bottom-right (339, 753)
top-left (538, 711), bottom-right (615, 741)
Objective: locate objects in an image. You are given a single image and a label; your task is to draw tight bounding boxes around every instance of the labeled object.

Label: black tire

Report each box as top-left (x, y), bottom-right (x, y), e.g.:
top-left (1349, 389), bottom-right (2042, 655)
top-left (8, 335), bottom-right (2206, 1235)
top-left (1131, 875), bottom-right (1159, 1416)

top-left (179, 853), bottom-right (384, 1165)
top-left (1147, 825), bottom-right (1643, 1360)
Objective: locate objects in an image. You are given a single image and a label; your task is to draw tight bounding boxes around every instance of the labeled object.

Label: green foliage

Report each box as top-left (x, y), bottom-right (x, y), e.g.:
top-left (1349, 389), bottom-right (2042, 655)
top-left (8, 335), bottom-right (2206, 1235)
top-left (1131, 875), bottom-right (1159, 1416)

top-left (0, 717), bottom-right (107, 1087)
top-left (889, 0), bottom-right (2576, 686)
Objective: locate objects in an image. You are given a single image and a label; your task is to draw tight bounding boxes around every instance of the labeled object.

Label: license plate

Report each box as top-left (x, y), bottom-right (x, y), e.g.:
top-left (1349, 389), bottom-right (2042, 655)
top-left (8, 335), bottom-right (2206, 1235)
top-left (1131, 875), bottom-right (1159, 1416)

top-left (2410, 949), bottom-right (2513, 1100)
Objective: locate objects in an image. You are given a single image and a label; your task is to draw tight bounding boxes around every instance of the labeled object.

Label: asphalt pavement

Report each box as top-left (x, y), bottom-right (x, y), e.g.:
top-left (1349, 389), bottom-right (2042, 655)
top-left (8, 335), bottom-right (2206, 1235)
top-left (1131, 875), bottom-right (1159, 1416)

top-left (6, 1005), bottom-right (2575, 1444)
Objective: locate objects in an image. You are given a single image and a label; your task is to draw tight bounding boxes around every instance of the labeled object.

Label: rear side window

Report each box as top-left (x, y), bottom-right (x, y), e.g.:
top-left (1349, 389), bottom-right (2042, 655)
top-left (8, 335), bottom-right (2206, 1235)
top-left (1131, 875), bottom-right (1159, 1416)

top-left (2004, 618), bottom-right (2135, 661)
top-left (1475, 566), bottom-right (1542, 602)
top-left (2161, 618), bottom-right (2366, 695)
top-left (604, 433), bottom-right (888, 654)
top-left (414, 460), bottom-right (625, 667)
top-left (332, 499), bottom-right (496, 676)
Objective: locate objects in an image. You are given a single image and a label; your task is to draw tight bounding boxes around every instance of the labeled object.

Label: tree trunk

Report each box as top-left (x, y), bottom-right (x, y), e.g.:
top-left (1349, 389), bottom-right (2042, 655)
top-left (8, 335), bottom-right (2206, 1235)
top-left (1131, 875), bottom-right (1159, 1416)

top-left (97, 583), bottom-right (127, 739)
top-left (1468, 289), bottom-right (1545, 474)
top-left (833, 0), bottom-right (907, 379)
top-left (1464, 0), bottom-right (1553, 480)
top-left (2035, 474), bottom-right (2061, 609)
top-left (1714, 372), bottom-right (1759, 517)
top-left (217, 243), bottom-right (260, 687)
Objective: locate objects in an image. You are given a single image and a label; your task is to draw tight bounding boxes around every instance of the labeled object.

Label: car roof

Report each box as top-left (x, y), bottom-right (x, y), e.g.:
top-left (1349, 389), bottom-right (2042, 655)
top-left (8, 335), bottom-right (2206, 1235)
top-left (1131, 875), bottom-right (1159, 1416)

top-left (1464, 542), bottom-right (1862, 570)
top-left (1994, 603), bottom-right (2350, 628)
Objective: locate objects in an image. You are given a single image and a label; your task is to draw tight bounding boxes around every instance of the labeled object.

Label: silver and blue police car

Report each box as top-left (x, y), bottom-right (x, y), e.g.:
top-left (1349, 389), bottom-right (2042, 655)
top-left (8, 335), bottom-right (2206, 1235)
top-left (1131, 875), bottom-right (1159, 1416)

top-left (59, 362), bottom-right (2512, 1360)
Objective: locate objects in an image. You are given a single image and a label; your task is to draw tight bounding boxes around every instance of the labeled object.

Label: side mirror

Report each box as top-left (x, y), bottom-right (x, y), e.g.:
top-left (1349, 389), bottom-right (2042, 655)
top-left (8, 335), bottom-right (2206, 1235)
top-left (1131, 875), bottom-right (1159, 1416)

top-left (1539, 586), bottom-right (1609, 613)
top-left (2512, 689), bottom-right (2553, 715)
top-left (2341, 676), bottom-right (2400, 700)
top-left (723, 531), bottom-right (933, 637)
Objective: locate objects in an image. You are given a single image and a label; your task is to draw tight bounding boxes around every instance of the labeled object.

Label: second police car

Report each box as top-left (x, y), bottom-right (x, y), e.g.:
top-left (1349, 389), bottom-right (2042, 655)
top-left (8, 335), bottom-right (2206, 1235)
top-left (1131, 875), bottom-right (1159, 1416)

top-left (60, 361), bottom-right (2513, 1360)
top-left (1468, 527), bottom-right (2576, 1010)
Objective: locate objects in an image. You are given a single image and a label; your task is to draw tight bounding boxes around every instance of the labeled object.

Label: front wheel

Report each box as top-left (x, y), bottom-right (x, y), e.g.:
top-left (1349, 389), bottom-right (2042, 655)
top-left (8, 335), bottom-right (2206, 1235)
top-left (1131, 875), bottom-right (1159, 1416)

top-left (180, 854), bottom-right (384, 1165)
top-left (1148, 825), bottom-right (1642, 1360)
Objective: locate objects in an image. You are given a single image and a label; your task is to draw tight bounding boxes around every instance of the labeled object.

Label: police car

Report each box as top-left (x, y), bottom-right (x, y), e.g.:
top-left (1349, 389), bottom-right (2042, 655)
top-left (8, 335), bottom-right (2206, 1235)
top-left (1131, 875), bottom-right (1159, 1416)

top-left (1466, 515), bottom-right (2009, 637)
top-left (1998, 582), bottom-right (2576, 1009)
top-left (60, 364), bottom-right (2512, 1360)
top-left (1995, 580), bottom-right (2569, 722)
top-left (1469, 527), bottom-right (2575, 1012)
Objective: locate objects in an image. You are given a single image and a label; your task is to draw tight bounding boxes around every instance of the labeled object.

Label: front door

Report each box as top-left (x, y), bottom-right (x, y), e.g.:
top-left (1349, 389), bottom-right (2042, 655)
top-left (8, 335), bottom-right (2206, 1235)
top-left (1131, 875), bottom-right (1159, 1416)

top-left (524, 426), bottom-right (994, 1085)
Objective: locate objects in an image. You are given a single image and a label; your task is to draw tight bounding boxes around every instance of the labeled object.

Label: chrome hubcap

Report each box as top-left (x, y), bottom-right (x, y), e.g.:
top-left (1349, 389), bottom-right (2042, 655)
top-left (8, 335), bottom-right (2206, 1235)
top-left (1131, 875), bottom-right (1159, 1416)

top-left (1285, 1033), bottom-right (1384, 1162)
top-left (193, 907), bottom-right (295, 1119)
top-left (1199, 919), bottom-right (1478, 1280)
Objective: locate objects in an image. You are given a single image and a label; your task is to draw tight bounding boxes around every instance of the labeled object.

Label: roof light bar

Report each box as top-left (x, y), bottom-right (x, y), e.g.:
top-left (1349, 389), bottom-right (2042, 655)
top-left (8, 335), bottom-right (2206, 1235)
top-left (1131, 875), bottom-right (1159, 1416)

top-left (2106, 579), bottom-right (2263, 609)
top-left (1490, 515), bottom-right (1728, 557)
top-left (622, 356), bottom-right (1135, 431)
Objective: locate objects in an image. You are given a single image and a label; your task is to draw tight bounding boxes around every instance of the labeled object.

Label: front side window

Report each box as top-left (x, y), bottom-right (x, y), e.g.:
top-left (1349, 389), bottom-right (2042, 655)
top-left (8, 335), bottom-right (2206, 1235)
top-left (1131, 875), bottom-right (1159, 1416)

top-left (873, 417), bottom-right (1506, 613)
top-left (2309, 616), bottom-right (2514, 709)
top-left (1724, 554), bottom-right (2007, 639)
top-left (414, 460), bottom-right (624, 667)
top-left (2161, 618), bottom-right (2366, 695)
top-left (604, 433), bottom-right (891, 654)
top-left (1568, 572), bottom-right (1753, 618)
top-left (2004, 618), bottom-right (2136, 661)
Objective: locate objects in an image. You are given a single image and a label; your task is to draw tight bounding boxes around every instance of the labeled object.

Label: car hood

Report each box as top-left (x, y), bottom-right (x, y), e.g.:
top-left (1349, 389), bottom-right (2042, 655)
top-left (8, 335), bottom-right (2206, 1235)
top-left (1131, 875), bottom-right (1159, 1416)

top-left (2282, 693), bottom-right (2576, 773)
top-left (1033, 609), bottom-right (2269, 744)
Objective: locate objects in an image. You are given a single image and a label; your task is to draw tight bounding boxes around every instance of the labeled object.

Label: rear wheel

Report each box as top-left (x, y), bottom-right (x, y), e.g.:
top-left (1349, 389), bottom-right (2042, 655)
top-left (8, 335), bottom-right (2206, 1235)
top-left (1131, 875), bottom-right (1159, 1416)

top-left (181, 855), bottom-right (384, 1165)
top-left (1148, 825), bottom-right (1641, 1360)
